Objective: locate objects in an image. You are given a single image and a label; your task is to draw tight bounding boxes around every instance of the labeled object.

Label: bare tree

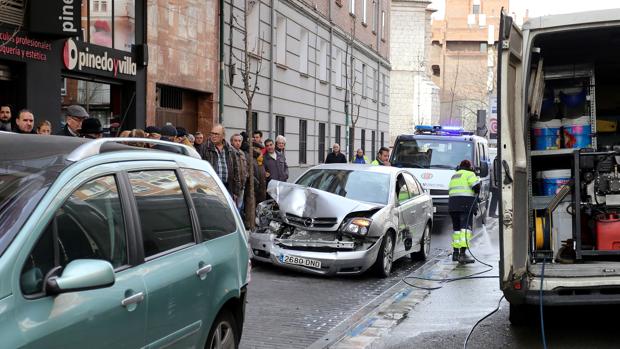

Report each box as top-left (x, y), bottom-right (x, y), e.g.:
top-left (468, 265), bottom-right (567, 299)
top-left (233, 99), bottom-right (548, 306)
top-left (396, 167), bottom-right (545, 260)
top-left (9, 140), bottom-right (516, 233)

top-left (225, 0), bottom-right (265, 229)
top-left (442, 51), bottom-right (494, 129)
top-left (448, 53), bottom-right (460, 126)
top-left (344, 18), bottom-right (364, 160)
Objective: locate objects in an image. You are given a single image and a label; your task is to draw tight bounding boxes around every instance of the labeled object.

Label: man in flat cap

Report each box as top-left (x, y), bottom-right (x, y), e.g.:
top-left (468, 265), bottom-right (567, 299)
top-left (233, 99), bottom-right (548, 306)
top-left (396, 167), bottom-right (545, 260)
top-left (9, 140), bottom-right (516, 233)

top-left (57, 105), bottom-right (89, 137)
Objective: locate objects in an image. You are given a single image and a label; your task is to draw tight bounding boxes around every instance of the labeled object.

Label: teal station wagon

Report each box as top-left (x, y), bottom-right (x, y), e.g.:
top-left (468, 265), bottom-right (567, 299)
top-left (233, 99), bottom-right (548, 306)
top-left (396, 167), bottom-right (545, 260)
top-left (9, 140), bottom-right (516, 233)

top-left (0, 133), bottom-right (249, 349)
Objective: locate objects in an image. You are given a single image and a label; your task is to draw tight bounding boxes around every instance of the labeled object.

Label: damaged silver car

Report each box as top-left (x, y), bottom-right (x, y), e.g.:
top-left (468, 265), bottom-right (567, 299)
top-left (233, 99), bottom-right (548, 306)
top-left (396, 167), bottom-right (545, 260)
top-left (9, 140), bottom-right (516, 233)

top-left (250, 164), bottom-right (433, 277)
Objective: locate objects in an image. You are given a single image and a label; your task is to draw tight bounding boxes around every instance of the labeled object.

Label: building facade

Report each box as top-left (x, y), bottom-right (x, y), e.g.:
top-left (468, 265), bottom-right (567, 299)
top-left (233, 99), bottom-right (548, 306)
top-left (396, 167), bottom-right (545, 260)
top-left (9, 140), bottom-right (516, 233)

top-left (388, 0), bottom-right (438, 145)
top-left (0, 0), bottom-right (147, 134)
top-left (145, 0), bottom-right (219, 133)
top-left (222, 0), bottom-right (391, 179)
top-left (430, 0), bottom-right (507, 130)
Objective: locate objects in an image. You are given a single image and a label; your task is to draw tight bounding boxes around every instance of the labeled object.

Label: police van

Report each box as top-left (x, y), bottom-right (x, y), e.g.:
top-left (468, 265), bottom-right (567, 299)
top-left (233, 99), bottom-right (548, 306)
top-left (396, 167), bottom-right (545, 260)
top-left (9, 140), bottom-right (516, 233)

top-left (390, 125), bottom-right (491, 220)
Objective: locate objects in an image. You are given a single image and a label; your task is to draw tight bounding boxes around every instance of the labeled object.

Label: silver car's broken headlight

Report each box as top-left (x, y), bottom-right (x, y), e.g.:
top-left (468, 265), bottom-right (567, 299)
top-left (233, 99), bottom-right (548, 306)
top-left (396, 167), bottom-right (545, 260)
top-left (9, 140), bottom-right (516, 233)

top-left (341, 217), bottom-right (372, 236)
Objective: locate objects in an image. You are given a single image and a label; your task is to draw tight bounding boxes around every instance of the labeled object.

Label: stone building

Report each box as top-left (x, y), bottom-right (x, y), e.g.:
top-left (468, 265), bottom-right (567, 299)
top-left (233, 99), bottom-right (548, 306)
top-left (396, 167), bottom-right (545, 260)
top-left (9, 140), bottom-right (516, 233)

top-left (388, 0), bottom-right (439, 145)
top-left (430, 0), bottom-right (507, 130)
top-left (222, 0), bottom-right (391, 178)
top-left (146, 0), bottom-right (220, 133)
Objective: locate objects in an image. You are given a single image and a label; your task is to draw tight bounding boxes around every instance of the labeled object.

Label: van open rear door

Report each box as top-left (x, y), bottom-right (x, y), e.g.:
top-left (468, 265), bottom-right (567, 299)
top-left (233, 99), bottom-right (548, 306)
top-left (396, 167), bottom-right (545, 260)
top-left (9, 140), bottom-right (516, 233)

top-left (497, 12), bottom-right (529, 290)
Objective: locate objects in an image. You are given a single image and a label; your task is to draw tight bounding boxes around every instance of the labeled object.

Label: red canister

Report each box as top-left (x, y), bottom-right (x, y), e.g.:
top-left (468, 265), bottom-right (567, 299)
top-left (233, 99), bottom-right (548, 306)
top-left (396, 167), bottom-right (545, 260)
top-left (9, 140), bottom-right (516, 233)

top-left (596, 213), bottom-right (620, 250)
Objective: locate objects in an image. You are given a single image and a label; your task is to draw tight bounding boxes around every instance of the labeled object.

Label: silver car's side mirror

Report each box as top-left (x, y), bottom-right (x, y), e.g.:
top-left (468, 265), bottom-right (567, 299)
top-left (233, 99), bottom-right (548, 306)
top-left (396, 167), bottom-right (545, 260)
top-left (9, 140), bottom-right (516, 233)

top-left (46, 259), bottom-right (115, 295)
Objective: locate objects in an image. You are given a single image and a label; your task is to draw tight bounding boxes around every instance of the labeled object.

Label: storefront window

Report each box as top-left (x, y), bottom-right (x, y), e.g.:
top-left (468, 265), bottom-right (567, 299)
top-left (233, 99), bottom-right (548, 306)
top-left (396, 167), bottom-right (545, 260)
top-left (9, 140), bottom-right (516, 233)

top-left (80, 0), bottom-right (135, 52)
top-left (62, 78), bottom-right (113, 130)
top-left (89, 0), bottom-right (113, 48)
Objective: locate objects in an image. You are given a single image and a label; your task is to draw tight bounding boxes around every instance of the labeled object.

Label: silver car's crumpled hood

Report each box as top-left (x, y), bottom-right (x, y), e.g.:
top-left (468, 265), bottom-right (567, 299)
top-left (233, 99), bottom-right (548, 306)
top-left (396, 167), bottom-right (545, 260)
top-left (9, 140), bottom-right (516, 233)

top-left (266, 180), bottom-right (383, 231)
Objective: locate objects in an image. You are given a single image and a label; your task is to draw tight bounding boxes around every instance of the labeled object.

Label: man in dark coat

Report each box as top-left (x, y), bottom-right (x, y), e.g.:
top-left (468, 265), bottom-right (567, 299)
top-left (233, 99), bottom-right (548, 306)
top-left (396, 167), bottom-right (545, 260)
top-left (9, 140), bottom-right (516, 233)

top-left (263, 138), bottom-right (289, 183)
top-left (14, 109), bottom-right (36, 134)
top-left (56, 105), bottom-right (89, 137)
top-left (325, 143), bottom-right (347, 163)
top-left (0, 105), bottom-right (12, 132)
top-left (200, 124), bottom-right (241, 201)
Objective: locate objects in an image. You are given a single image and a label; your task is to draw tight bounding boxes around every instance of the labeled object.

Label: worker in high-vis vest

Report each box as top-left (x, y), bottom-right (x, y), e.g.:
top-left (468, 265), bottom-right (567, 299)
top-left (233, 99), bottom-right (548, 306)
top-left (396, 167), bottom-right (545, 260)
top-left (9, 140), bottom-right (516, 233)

top-left (449, 159), bottom-right (481, 264)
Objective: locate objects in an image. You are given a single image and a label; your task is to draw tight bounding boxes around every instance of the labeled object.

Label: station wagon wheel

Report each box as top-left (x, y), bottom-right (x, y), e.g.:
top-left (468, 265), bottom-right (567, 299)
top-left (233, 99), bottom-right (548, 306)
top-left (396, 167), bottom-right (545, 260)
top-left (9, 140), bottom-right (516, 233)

top-left (411, 223), bottom-right (431, 261)
top-left (374, 232), bottom-right (394, 278)
top-left (206, 310), bottom-right (238, 349)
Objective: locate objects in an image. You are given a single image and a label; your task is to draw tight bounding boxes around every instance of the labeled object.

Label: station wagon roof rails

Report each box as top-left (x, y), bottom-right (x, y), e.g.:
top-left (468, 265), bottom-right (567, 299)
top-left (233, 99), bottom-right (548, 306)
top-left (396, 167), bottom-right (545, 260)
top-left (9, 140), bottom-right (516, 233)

top-left (67, 137), bottom-right (202, 162)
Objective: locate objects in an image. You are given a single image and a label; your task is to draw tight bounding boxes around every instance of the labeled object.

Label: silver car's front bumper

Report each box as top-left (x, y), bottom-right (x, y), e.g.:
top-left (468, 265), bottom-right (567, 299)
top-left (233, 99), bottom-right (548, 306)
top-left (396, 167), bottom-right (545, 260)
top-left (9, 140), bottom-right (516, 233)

top-left (249, 232), bottom-right (383, 276)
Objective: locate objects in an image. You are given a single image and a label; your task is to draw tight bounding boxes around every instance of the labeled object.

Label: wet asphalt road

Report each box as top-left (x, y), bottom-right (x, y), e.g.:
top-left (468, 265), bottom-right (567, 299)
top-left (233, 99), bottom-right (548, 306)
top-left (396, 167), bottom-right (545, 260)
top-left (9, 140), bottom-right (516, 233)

top-left (239, 219), bottom-right (454, 349)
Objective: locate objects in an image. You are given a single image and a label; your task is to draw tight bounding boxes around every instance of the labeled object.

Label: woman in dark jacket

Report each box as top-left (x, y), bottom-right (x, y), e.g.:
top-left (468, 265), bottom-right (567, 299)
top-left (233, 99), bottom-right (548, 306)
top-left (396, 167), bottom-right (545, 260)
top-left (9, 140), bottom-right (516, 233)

top-left (252, 142), bottom-right (267, 204)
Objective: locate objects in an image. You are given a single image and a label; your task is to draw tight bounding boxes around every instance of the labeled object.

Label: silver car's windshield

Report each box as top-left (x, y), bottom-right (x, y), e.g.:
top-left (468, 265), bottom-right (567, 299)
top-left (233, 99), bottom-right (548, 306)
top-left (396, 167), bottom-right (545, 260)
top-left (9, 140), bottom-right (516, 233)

top-left (296, 169), bottom-right (390, 205)
top-left (391, 139), bottom-right (474, 169)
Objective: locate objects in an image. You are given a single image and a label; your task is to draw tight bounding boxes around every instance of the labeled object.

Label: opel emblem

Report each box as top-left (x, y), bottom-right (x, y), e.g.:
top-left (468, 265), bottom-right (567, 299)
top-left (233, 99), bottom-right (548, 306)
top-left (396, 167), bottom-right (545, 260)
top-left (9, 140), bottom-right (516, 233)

top-left (303, 218), bottom-right (313, 227)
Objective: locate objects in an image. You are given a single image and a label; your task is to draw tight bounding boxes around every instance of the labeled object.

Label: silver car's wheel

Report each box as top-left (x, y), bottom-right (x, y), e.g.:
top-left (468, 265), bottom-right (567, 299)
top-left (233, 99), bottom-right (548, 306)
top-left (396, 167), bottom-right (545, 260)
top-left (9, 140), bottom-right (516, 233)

top-left (207, 310), bottom-right (238, 349)
top-left (383, 234), bottom-right (394, 273)
top-left (374, 232), bottom-right (394, 278)
top-left (411, 224), bottom-right (431, 261)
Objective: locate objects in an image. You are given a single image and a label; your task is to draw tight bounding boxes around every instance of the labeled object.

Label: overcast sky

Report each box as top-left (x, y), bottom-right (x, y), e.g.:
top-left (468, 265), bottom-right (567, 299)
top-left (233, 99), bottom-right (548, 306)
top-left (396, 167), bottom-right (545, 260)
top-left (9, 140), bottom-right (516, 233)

top-left (429, 0), bottom-right (620, 20)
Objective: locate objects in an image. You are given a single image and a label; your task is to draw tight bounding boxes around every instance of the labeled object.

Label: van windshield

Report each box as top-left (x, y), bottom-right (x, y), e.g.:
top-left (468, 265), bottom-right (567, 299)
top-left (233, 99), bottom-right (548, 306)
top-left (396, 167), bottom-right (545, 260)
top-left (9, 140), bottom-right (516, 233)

top-left (391, 139), bottom-right (474, 169)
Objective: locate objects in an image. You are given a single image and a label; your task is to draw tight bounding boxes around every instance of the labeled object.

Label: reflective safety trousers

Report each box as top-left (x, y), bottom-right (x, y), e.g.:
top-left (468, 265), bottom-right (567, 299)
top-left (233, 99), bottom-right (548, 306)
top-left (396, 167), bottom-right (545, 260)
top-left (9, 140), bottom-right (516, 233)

top-left (452, 229), bottom-right (473, 249)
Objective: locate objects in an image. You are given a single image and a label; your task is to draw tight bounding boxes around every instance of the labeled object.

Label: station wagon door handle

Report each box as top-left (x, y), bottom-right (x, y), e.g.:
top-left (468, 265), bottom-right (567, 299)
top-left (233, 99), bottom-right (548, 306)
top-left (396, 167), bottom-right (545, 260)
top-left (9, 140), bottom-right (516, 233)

top-left (196, 264), bottom-right (213, 277)
top-left (121, 292), bottom-right (145, 307)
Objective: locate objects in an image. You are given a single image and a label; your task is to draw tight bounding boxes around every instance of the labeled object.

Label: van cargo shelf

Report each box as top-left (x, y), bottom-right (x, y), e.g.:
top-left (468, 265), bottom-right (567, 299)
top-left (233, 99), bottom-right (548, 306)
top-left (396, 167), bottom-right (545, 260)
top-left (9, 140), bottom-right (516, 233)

top-left (580, 251), bottom-right (620, 256)
top-left (531, 149), bottom-right (577, 156)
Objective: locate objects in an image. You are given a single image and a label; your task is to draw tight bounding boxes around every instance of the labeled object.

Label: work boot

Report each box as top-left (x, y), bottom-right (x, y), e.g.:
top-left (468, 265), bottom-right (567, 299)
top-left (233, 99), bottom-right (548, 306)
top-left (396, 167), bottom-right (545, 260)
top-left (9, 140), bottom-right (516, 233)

top-left (452, 248), bottom-right (460, 261)
top-left (458, 247), bottom-right (475, 264)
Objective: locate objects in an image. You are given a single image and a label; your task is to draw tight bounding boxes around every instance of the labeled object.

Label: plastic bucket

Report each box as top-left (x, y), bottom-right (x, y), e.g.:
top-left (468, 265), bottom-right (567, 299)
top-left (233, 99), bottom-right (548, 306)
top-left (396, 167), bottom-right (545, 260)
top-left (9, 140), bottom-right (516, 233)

top-left (532, 120), bottom-right (562, 150)
top-left (560, 89), bottom-right (586, 108)
top-left (562, 116), bottom-right (591, 149)
top-left (539, 169), bottom-right (571, 196)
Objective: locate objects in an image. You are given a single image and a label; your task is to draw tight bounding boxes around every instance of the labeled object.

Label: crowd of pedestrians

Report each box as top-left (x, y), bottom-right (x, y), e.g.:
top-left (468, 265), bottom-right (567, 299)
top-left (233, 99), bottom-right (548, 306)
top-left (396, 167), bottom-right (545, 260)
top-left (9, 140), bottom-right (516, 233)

top-left (325, 142), bottom-right (392, 166)
top-left (3, 103), bottom-right (392, 221)
top-left (1, 103), bottom-right (292, 225)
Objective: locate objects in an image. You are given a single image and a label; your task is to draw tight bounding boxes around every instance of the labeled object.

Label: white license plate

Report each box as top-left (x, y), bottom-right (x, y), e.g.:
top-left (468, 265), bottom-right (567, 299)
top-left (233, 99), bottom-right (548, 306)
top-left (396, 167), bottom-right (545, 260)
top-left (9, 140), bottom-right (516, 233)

top-left (279, 255), bottom-right (322, 269)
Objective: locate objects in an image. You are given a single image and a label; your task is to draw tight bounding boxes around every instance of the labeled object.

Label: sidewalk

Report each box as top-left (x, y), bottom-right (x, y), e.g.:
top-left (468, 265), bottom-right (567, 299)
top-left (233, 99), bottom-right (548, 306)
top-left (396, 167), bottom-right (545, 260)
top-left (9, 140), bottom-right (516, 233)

top-left (329, 221), bottom-right (502, 349)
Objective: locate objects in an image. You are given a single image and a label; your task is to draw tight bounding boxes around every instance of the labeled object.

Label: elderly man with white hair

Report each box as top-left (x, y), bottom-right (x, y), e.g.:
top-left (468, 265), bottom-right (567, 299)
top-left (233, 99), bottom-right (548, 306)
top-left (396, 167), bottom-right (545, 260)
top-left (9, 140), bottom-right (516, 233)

top-left (325, 143), bottom-right (347, 163)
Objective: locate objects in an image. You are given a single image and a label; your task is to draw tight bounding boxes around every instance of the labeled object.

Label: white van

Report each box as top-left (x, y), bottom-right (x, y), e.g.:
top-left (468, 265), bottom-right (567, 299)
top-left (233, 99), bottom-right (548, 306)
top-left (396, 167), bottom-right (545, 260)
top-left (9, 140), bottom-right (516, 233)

top-left (390, 126), bottom-right (491, 221)
top-left (499, 11), bottom-right (620, 324)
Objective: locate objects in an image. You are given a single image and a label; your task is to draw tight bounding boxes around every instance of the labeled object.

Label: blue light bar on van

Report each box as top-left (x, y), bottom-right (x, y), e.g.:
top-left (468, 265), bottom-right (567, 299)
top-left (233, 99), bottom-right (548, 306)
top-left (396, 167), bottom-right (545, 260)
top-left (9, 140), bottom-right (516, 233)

top-left (414, 125), bottom-right (473, 136)
top-left (414, 125), bottom-right (437, 133)
top-left (439, 126), bottom-right (465, 135)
